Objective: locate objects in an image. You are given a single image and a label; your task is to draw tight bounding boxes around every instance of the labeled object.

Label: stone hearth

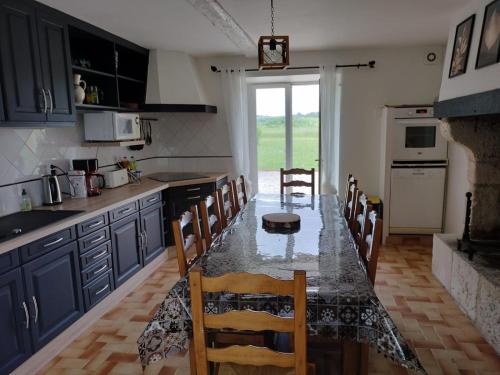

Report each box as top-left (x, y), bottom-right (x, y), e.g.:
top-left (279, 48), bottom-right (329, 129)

top-left (440, 115), bottom-right (500, 240)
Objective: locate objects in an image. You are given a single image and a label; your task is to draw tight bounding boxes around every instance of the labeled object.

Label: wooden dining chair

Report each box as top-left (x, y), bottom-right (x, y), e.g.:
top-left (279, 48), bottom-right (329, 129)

top-left (189, 268), bottom-right (313, 375)
top-left (172, 205), bottom-right (204, 278)
top-left (359, 211), bottom-right (382, 285)
top-left (280, 168), bottom-right (315, 195)
top-left (343, 176), bottom-right (357, 220)
top-left (343, 174), bottom-right (355, 207)
top-left (231, 175), bottom-right (248, 214)
top-left (353, 193), bottom-right (372, 250)
top-left (200, 192), bottom-right (222, 250)
top-left (349, 189), bottom-right (365, 236)
top-left (217, 184), bottom-right (235, 230)
top-left (344, 185), bottom-right (360, 230)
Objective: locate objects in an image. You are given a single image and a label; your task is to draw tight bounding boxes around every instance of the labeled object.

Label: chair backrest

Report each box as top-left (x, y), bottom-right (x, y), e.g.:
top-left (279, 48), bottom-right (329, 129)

top-left (200, 192), bottom-right (222, 250)
top-left (189, 268), bottom-right (307, 375)
top-left (231, 175), bottom-right (248, 214)
top-left (343, 174), bottom-right (355, 207)
top-left (360, 211), bottom-right (382, 285)
top-left (353, 193), bottom-right (372, 250)
top-left (345, 185), bottom-right (359, 227)
top-left (280, 168), bottom-right (315, 195)
top-left (217, 183), bottom-right (234, 229)
top-left (171, 205), bottom-right (203, 277)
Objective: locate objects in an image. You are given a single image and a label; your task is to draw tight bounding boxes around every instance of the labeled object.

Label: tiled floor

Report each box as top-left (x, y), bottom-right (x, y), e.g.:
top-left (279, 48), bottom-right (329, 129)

top-left (39, 240), bottom-right (500, 375)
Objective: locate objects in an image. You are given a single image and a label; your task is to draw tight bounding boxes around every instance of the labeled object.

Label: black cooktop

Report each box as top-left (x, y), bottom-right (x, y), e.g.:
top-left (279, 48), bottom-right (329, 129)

top-left (0, 210), bottom-right (83, 244)
top-left (148, 173), bottom-right (209, 183)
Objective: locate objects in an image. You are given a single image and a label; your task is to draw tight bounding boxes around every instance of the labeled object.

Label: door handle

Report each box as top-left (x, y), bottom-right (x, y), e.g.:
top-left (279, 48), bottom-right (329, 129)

top-left (22, 302), bottom-right (29, 329)
top-left (40, 88), bottom-right (47, 114)
top-left (47, 89), bottom-right (53, 114)
top-left (186, 196), bottom-right (201, 200)
top-left (93, 264), bottom-right (108, 276)
top-left (32, 296), bottom-right (39, 324)
top-left (138, 233), bottom-right (144, 251)
top-left (143, 230), bottom-right (148, 249)
top-left (147, 197), bottom-right (158, 203)
top-left (95, 284), bottom-right (109, 296)
top-left (92, 250), bottom-right (108, 260)
top-left (88, 220), bottom-right (104, 229)
top-left (120, 208), bottom-right (132, 215)
top-left (90, 235), bottom-right (105, 244)
top-left (186, 187), bottom-right (201, 192)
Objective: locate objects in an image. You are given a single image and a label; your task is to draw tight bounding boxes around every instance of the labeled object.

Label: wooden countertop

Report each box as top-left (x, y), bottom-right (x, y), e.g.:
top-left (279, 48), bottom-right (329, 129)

top-left (0, 172), bottom-right (228, 255)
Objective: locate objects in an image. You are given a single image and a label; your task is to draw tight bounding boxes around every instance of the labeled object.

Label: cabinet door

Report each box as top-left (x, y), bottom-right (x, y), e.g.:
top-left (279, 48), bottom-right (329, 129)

top-left (110, 213), bottom-right (142, 287)
top-left (36, 7), bottom-right (75, 123)
top-left (23, 241), bottom-right (83, 351)
top-left (141, 203), bottom-right (165, 265)
top-left (0, 268), bottom-right (32, 374)
top-left (0, 0), bottom-right (45, 122)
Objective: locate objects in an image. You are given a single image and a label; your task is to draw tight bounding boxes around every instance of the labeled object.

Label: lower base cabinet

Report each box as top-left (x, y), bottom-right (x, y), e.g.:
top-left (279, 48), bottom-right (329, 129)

top-left (111, 212), bottom-right (143, 287)
top-left (22, 242), bottom-right (84, 351)
top-left (141, 203), bottom-right (165, 265)
top-left (0, 269), bottom-right (32, 375)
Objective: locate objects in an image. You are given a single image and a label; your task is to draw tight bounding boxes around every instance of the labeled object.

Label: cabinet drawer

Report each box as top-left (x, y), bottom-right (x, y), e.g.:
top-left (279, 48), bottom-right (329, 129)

top-left (169, 183), bottom-right (214, 200)
top-left (81, 255), bottom-right (113, 286)
top-left (78, 227), bottom-right (110, 254)
top-left (139, 192), bottom-right (162, 210)
top-left (21, 226), bottom-right (76, 263)
top-left (77, 213), bottom-right (109, 237)
top-left (109, 201), bottom-right (139, 223)
top-left (83, 270), bottom-right (114, 311)
top-left (80, 241), bottom-right (112, 269)
top-left (0, 249), bottom-right (20, 275)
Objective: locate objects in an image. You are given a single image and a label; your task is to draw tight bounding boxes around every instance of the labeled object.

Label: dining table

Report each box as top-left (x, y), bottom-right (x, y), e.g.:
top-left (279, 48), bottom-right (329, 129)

top-left (137, 194), bottom-right (425, 374)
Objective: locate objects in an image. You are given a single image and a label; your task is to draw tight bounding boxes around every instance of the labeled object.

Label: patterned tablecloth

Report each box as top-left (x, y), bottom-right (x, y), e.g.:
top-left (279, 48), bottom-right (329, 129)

top-left (137, 194), bottom-right (425, 374)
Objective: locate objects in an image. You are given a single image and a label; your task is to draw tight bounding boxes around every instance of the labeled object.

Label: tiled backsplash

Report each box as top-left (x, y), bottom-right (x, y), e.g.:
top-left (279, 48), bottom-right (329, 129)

top-left (0, 113), bottom-right (232, 216)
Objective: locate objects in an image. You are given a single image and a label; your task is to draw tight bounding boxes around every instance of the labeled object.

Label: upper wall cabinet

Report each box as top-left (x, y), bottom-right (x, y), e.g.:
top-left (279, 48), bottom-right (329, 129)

top-left (0, 0), bottom-right (75, 126)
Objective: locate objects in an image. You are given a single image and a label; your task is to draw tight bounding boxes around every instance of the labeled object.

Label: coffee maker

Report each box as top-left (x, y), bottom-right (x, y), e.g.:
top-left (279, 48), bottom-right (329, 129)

top-left (72, 159), bottom-right (105, 197)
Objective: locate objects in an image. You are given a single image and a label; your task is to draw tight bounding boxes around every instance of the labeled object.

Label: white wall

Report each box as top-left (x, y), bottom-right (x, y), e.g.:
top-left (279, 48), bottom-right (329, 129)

top-left (196, 45), bottom-right (444, 198)
top-left (439, 0), bottom-right (500, 101)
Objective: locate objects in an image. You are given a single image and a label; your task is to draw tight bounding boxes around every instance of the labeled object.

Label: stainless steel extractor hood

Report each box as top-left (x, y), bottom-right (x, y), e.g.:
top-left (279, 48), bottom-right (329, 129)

top-left (143, 50), bottom-right (217, 113)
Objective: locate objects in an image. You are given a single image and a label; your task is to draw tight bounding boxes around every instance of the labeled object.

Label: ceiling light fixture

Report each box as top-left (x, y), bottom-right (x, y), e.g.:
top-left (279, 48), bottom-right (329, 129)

top-left (258, 0), bottom-right (289, 70)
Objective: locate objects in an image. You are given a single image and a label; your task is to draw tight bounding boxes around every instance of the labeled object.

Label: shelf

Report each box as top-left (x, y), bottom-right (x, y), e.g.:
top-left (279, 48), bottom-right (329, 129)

top-left (117, 74), bottom-right (145, 84)
top-left (81, 140), bottom-right (145, 147)
top-left (72, 65), bottom-right (115, 78)
top-left (76, 104), bottom-right (137, 112)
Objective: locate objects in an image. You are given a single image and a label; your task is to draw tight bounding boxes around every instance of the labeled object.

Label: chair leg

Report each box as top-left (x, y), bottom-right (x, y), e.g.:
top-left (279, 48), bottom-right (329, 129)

top-left (189, 340), bottom-right (197, 375)
top-left (360, 343), bottom-right (369, 375)
top-left (342, 341), bottom-right (360, 375)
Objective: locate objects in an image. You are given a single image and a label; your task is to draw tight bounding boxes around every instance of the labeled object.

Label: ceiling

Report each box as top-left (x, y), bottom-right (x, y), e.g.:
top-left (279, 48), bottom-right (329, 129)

top-left (38, 0), bottom-right (470, 56)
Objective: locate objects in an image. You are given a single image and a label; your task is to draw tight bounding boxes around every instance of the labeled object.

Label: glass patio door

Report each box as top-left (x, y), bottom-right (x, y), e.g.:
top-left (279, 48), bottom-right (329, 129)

top-left (254, 83), bottom-right (320, 194)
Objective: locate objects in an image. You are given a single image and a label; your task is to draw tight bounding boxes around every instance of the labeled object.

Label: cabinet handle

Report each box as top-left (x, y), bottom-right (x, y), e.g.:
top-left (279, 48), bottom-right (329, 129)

top-left (92, 250), bottom-right (108, 260)
top-left (138, 233), bottom-right (144, 251)
top-left (143, 230), bottom-right (148, 249)
top-left (32, 296), bottom-right (39, 324)
top-left (22, 302), bottom-right (29, 329)
top-left (186, 196), bottom-right (201, 200)
top-left (40, 88), bottom-right (47, 114)
top-left (88, 220), bottom-right (104, 229)
top-left (119, 208), bottom-right (132, 215)
top-left (95, 284), bottom-right (109, 296)
top-left (186, 187), bottom-right (201, 192)
top-left (43, 237), bottom-right (64, 248)
top-left (93, 264), bottom-right (108, 275)
top-left (90, 235), bottom-right (105, 244)
top-left (47, 89), bottom-right (53, 114)
top-left (147, 197), bottom-right (158, 203)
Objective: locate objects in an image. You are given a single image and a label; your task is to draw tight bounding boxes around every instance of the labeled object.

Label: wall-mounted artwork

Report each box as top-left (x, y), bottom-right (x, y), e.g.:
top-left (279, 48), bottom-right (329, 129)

top-left (476, 0), bottom-right (500, 69)
top-left (449, 15), bottom-right (475, 78)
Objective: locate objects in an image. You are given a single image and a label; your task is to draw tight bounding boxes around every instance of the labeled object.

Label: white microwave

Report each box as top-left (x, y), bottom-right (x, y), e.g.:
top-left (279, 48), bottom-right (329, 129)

top-left (83, 112), bottom-right (140, 141)
top-left (391, 118), bottom-right (447, 161)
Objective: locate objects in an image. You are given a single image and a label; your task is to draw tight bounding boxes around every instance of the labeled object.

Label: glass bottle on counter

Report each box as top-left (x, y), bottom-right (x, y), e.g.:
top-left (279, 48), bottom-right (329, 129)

top-left (20, 189), bottom-right (32, 212)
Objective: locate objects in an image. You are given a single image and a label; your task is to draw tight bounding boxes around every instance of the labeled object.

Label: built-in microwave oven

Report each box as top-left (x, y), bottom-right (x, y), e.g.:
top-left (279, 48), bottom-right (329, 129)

top-left (391, 118), bottom-right (447, 161)
top-left (83, 112), bottom-right (140, 141)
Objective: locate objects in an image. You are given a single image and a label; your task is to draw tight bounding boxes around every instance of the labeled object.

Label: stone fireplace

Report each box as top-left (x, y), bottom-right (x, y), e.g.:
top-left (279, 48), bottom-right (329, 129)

top-left (440, 115), bottom-right (500, 240)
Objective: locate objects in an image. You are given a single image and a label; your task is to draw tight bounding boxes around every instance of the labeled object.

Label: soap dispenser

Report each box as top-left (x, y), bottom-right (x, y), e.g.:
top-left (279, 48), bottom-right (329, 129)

top-left (20, 189), bottom-right (32, 212)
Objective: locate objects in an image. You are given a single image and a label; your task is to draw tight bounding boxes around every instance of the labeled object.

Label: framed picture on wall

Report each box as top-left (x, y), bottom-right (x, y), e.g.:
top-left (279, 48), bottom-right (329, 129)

top-left (476, 0), bottom-right (500, 69)
top-left (449, 15), bottom-right (475, 78)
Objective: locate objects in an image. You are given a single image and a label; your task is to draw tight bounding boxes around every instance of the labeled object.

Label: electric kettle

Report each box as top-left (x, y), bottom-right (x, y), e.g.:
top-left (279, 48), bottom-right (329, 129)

top-left (42, 167), bottom-right (62, 205)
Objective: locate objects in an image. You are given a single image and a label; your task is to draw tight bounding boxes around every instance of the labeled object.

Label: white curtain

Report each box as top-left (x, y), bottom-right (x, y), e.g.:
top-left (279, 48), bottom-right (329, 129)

top-left (220, 68), bottom-right (252, 192)
top-left (320, 65), bottom-right (340, 194)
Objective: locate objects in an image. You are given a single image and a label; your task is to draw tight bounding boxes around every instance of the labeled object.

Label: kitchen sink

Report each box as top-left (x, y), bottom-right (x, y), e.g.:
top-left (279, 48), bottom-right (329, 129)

top-left (0, 210), bottom-right (84, 243)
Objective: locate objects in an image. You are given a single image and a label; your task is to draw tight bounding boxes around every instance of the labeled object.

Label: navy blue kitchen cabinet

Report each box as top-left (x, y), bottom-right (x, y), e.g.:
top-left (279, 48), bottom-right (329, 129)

top-left (0, 0), bottom-right (75, 125)
top-left (0, 268), bottom-right (32, 375)
top-left (140, 202), bottom-right (165, 265)
top-left (0, 0), bottom-right (46, 123)
top-left (22, 241), bottom-right (84, 351)
top-left (111, 212), bottom-right (143, 287)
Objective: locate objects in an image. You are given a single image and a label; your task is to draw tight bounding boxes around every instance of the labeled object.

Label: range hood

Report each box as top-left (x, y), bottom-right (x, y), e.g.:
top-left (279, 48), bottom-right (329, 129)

top-left (143, 50), bottom-right (217, 113)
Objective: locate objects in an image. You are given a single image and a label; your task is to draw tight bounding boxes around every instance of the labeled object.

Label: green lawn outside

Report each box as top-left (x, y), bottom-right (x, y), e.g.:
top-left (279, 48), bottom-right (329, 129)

top-left (257, 113), bottom-right (319, 171)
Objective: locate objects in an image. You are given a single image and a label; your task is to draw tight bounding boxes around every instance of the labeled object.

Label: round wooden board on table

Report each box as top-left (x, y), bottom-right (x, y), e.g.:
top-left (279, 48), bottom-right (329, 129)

top-left (262, 213), bottom-right (301, 234)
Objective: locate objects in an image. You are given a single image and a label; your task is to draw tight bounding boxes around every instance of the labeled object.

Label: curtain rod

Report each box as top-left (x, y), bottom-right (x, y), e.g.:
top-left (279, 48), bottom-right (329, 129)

top-left (210, 60), bottom-right (375, 73)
